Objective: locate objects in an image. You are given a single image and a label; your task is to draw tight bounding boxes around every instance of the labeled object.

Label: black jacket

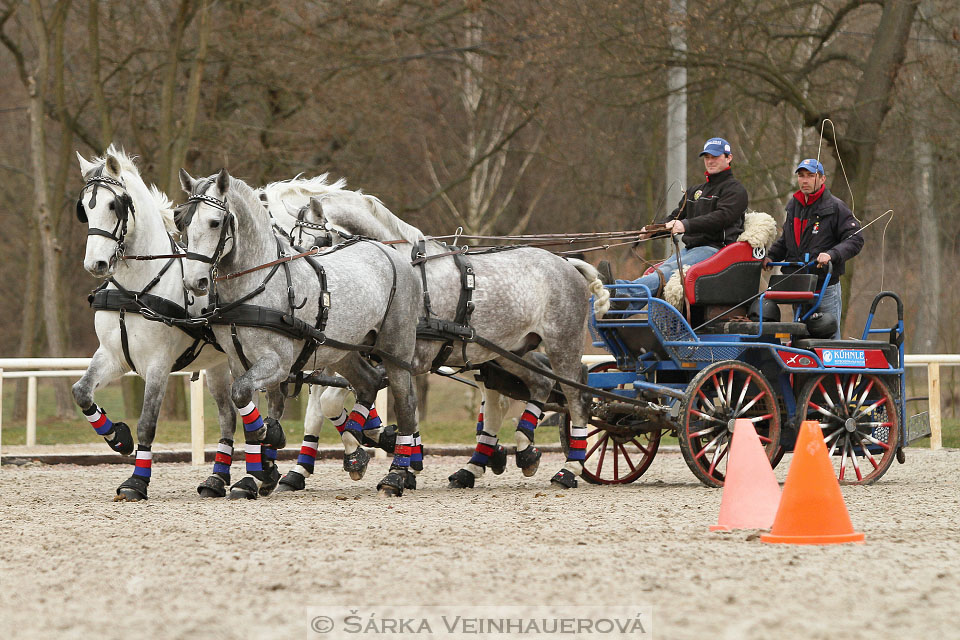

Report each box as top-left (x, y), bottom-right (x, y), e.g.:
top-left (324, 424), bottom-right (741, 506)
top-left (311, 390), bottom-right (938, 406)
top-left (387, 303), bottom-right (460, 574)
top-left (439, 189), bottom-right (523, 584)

top-left (768, 186), bottom-right (863, 287)
top-left (669, 169), bottom-right (748, 250)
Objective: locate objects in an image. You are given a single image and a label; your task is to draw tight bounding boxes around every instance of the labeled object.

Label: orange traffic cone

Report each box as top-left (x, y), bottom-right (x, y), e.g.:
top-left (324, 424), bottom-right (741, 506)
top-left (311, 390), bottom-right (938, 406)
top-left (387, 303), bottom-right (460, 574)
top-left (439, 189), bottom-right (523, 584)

top-left (761, 420), bottom-right (864, 545)
top-left (710, 419), bottom-right (781, 531)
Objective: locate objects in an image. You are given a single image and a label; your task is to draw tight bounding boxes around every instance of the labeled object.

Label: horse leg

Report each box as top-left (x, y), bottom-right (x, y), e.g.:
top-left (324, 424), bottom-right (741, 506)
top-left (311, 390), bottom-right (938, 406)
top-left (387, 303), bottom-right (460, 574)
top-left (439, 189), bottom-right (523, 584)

top-left (447, 387), bottom-right (510, 489)
top-left (542, 348), bottom-right (591, 489)
top-left (254, 387), bottom-right (288, 497)
top-left (376, 365), bottom-right (420, 497)
top-left (487, 356), bottom-right (553, 477)
top-left (228, 355), bottom-right (288, 500)
top-left (114, 366), bottom-right (171, 502)
top-left (327, 356), bottom-right (383, 481)
top-left (197, 363), bottom-right (238, 498)
top-left (72, 347), bottom-right (134, 456)
top-left (278, 382), bottom-right (339, 492)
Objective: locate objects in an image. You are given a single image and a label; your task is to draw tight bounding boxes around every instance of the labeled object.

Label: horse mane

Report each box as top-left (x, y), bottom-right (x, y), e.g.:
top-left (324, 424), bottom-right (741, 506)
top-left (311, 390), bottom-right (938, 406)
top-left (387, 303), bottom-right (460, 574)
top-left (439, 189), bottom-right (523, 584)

top-left (149, 185), bottom-right (178, 233)
top-left (260, 173), bottom-right (348, 204)
top-left (225, 174), bottom-right (266, 223)
top-left (90, 143), bottom-right (140, 177)
top-left (354, 194), bottom-right (425, 245)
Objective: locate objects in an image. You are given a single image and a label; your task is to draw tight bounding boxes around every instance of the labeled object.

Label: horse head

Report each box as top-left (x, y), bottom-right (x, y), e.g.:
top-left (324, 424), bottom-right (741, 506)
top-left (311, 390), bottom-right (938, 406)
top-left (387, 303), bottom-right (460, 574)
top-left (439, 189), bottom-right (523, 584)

top-left (76, 146), bottom-right (139, 278)
top-left (178, 167), bottom-right (238, 296)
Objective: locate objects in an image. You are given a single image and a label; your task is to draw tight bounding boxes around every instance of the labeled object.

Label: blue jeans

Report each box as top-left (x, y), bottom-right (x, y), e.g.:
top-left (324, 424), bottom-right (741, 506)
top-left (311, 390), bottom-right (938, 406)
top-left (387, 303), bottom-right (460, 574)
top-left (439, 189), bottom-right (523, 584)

top-left (615, 245), bottom-right (719, 310)
top-left (810, 282), bottom-right (842, 339)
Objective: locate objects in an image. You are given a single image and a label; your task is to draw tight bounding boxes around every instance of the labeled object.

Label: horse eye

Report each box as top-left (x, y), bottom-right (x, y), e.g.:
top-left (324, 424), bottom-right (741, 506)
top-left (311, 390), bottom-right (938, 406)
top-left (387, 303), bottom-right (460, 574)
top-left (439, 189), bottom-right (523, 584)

top-left (210, 219), bottom-right (220, 229)
top-left (108, 201), bottom-right (115, 210)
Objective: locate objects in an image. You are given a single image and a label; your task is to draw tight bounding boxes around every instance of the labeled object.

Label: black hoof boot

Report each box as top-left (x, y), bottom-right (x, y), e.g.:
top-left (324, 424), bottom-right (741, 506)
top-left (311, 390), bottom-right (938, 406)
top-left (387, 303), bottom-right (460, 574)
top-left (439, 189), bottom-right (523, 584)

top-left (276, 470), bottom-right (306, 492)
top-left (105, 422), bottom-right (135, 456)
top-left (114, 475), bottom-right (149, 502)
top-left (377, 470), bottom-right (408, 497)
top-left (550, 468), bottom-right (578, 489)
top-left (489, 444), bottom-right (507, 475)
top-left (258, 464), bottom-right (281, 497)
top-left (228, 476), bottom-right (259, 500)
top-left (197, 474), bottom-right (228, 498)
top-left (516, 446), bottom-right (542, 477)
top-left (365, 423), bottom-right (397, 453)
top-left (262, 417), bottom-right (286, 449)
top-left (343, 447), bottom-right (370, 481)
top-left (405, 473), bottom-right (417, 491)
top-left (447, 469), bottom-right (476, 489)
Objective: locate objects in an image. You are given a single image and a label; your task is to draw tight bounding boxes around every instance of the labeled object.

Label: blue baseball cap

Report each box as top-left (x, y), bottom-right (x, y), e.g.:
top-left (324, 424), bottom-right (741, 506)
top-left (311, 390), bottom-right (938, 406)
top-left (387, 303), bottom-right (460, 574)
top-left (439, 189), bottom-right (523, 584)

top-left (796, 158), bottom-right (825, 175)
top-left (699, 137), bottom-right (732, 157)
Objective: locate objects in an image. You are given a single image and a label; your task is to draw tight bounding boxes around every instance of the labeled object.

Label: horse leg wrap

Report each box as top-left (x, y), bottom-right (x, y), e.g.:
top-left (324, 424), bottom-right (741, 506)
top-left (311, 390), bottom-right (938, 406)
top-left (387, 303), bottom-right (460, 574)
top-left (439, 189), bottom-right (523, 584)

top-left (199, 439), bottom-right (232, 497)
top-left (469, 430), bottom-right (500, 469)
top-left (515, 444), bottom-right (542, 476)
top-left (83, 403), bottom-right (134, 455)
top-left (341, 402), bottom-right (370, 444)
top-left (342, 446), bottom-right (370, 478)
top-left (294, 435), bottom-right (320, 476)
top-left (262, 417), bottom-right (286, 449)
top-left (447, 468), bottom-right (476, 489)
top-left (239, 402), bottom-right (266, 441)
top-left (391, 434), bottom-right (414, 470)
top-left (360, 405), bottom-right (385, 447)
top-left (411, 431), bottom-right (423, 472)
top-left (331, 409), bottom-right (348, 435)
top-left (566, 425), bottom-right (588, 463)
top-left (489, 444), bottom-right (507, 476)
top-left (550, 468), bottom-right (578, 489)
top-left (515, 401), bottom-right (544, 446)
top-left (229, 441), bottom-right (266, 499)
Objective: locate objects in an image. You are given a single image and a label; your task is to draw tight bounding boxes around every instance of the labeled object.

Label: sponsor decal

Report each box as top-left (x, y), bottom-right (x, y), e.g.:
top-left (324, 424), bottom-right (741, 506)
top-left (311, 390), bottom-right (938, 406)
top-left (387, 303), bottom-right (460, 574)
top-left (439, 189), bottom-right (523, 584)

top-left (752, 246), bottom-right (766, 260)
top-left (694, 189), bottom-right (702, 200)
top-left (822, 349), bottom-right (865, 367)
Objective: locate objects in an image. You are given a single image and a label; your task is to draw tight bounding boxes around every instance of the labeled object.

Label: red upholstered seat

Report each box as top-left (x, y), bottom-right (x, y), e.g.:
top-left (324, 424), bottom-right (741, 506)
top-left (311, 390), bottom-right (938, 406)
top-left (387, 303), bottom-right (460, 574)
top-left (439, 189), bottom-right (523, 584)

top-left (681, 242), bottom-right (759, 306)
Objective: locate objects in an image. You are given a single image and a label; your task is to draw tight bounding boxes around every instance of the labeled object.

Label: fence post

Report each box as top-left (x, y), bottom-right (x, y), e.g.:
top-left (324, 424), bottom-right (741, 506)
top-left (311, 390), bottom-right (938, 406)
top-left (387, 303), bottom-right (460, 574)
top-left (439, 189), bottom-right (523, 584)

top-left (374, 387), bottom-right (389, 459)
top-left (26, 376), bottom-right (37, 447)
top-left (928, 362), bottom-right (942, 450)
top-left (0, 368), bottom-right (4, 468)
top-left (190, 371), bottom-right (205, 466)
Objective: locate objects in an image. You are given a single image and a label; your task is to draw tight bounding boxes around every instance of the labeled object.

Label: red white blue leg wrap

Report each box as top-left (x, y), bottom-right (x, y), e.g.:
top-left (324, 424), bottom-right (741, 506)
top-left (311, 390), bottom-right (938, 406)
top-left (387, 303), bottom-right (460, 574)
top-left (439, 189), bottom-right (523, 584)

top-left (411, 431), bottom-right (423, 471)
top-left (83, 403), bottom-right (114, 436)
top-left (469, 430), bottom-right (499, 467)
top-left (364, 405), bottom-right (382, 431)
top-left (245, 443), bottom-right (263, 473)
top-left (239, 402), bottom-right (264, 435)
top-left (133, 445), bottom-right (152, 479)
top-left (516, 401), bottom-right (544, 443)
top-left (213, 439), bottom-right (233, 475)
top-left (392, 434), bottom-right (414, 469)
top-left (341, 402), bottom-right (370, 440)
top-left (331, 409), bottom-right (348, 434)
top-left (567, 425), bottom-right (588, 462)
top-left (296, 434), bottom-right (320, 475)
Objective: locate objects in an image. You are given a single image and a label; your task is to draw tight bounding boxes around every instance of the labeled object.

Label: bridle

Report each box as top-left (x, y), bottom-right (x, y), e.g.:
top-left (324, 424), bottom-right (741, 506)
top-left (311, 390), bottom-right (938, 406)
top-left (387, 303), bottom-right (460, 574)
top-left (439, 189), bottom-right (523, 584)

top-left (291, 203), bottom-right (334, 248)
top-left (76, 166), bottom-right (135, 261)
top-left (177, 178), bottom-right (236, 277)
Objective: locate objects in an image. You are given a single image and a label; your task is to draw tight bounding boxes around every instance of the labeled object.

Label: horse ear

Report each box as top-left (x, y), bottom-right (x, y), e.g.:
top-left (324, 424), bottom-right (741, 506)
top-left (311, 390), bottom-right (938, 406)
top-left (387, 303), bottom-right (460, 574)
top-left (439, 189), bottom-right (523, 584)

top-left (76, 151), bottom-right (97, 177)
top-left (308, 196), bottom-right (325, 218)
top-left (216, 168), bottom-right (230, 194)
top-left (282, 200), bottom-right (299, 217)
top-left (179, 168), bottom-right (195, 194)
top-left (105, 153), bottom-right (122, 176)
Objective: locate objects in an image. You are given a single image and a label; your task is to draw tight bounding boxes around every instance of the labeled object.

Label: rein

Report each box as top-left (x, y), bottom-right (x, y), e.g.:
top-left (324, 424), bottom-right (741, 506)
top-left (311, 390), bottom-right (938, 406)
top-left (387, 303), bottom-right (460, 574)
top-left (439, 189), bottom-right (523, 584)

top-left (214, 237), bottom-right (362, 282)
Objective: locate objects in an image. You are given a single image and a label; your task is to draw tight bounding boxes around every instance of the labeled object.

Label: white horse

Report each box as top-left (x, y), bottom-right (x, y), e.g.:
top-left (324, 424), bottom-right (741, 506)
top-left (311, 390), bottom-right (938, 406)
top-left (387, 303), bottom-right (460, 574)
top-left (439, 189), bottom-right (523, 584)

top-left (179, 169), bottom-right (424, 497)
top-left (74, 146), bottom-right (248, 501)
top-left (266, 179), bottom-right (610, 489)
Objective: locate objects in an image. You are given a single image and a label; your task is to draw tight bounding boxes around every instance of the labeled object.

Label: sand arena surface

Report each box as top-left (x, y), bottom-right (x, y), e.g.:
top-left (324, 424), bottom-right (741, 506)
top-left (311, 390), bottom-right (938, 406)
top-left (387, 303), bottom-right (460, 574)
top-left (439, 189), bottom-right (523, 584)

top-left (0, 448), bottom-right (958, 640)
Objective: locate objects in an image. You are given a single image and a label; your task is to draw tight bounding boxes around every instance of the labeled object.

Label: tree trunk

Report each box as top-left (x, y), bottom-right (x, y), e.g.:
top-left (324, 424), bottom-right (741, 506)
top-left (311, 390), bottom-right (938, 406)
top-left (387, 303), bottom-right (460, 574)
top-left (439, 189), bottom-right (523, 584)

top-left (914, 134), bottom-right (938, 352)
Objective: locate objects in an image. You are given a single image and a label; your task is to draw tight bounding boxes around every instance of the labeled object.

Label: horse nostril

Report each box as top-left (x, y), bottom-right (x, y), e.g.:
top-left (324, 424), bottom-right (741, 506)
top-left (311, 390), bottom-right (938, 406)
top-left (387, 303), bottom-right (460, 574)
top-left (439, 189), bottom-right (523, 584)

top-left (94, 260), bottom-right (108, 273)
top-left (197, 277), bottom-right (209, 291)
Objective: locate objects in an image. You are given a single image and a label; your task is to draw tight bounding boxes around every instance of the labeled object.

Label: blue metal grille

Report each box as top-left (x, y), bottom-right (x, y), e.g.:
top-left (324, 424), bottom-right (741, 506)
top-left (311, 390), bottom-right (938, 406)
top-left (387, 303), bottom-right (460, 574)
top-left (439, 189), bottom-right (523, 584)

top-left (648, 301), bottom-right (746, 362)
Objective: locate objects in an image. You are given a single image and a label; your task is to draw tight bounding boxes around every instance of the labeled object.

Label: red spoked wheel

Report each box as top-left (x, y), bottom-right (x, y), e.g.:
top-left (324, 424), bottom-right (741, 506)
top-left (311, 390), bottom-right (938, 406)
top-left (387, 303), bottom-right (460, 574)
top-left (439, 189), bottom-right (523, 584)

top-left (795, 373), bottom-right (899, 485)
top-left (679, 360), bottom-right (781, 488)
top-left (559, 362), bottom-right (661, 485)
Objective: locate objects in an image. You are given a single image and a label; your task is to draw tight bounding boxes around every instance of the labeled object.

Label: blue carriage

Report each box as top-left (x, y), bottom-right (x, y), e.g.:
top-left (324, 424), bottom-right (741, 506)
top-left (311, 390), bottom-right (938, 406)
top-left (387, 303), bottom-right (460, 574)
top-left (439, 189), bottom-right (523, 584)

top-left (559, 241), bottom-right (905, 487)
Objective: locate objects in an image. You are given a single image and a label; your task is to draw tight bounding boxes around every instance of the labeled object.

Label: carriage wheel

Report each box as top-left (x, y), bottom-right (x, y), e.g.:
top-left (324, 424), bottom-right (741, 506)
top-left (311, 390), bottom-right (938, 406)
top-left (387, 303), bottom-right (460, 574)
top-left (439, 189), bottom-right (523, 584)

top-left (795, 373), bottom-right (899, 485)
top-left (679, 360), bottom-right (781, 488)
top-left (559, 362), bottom-right (661, 485)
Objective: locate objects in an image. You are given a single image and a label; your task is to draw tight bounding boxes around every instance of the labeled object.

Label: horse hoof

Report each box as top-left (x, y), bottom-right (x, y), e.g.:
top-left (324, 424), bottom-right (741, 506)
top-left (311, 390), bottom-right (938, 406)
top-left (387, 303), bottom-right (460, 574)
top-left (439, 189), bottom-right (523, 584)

top-left (262, 417), bottom-right (286, 449)
top-left (405, 473), bottom-right (417, 491)
top-left (550, 468), bottom-right (578, 489)
top-left (489, 444), bottom-right (507, 475)
top-left (197, 475), bottom-right (227, 498)
top-left (106, 422), bottom-right (135, 456)
top-left (115, 475), bottom-right (149, 501)
top-left (276, 470), bottom-right (306, 492)
top-left (447, 469), bottom-right (476, 489)
top-left (258, 465), bottom-right (281, 497)
top-left (516, 446), bottom-right (541, 477)
top-left (344, 447), bottom-right (370, 480)
top-left (376, 470), bottom-right (406, 497)
top-left (228, 476), bottom-right (259, 500)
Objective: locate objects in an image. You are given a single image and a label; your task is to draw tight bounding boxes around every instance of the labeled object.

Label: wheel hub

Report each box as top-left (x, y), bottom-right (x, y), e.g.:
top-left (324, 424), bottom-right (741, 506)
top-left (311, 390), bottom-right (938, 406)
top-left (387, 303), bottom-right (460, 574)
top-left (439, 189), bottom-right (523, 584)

top-left (844, 417), bottom-right (858, 433)
top-left (727, 418), bottom-right (737, 434)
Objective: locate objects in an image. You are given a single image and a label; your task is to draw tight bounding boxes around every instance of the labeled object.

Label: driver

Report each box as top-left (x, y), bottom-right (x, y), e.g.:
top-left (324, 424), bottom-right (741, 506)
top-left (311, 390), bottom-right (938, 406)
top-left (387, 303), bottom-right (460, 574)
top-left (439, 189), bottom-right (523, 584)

top-left (599, 137), bottom-right (748, 309)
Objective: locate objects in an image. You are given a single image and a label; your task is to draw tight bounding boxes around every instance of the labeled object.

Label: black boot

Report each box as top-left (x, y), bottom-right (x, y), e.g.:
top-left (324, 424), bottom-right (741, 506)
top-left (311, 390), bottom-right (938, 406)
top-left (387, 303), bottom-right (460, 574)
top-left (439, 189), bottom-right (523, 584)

top-left (597, 260), bottom-right (614, 286)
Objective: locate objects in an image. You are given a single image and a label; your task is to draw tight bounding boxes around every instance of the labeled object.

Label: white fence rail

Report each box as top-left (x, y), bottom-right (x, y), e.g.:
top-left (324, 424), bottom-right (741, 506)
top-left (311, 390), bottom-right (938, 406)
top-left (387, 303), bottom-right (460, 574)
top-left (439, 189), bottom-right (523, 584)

top-left (1, 354), bottom-right (957, 465)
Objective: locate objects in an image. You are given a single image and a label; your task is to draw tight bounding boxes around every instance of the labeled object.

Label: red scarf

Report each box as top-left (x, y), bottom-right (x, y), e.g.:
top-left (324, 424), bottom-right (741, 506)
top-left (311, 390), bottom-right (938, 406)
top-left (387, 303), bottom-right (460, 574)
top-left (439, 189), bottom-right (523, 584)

top-left (792, 184), bottom-right (825, 238)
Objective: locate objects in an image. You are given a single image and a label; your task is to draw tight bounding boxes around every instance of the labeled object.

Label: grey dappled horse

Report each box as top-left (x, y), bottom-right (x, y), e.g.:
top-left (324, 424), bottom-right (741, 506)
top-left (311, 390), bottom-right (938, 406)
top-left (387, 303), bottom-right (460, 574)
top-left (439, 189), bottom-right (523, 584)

top-left (273, 184), bottom-right (609, 488)
top-left (73, 147), bottom-right (246, 501)
top-left (179, 169), bottom-right (423, 497)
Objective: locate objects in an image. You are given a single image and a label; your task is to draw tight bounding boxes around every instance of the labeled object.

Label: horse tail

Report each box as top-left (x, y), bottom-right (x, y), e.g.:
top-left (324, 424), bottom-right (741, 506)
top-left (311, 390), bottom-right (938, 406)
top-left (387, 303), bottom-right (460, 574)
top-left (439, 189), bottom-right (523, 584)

top-left (567, 258), bottom-right (610, 319)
